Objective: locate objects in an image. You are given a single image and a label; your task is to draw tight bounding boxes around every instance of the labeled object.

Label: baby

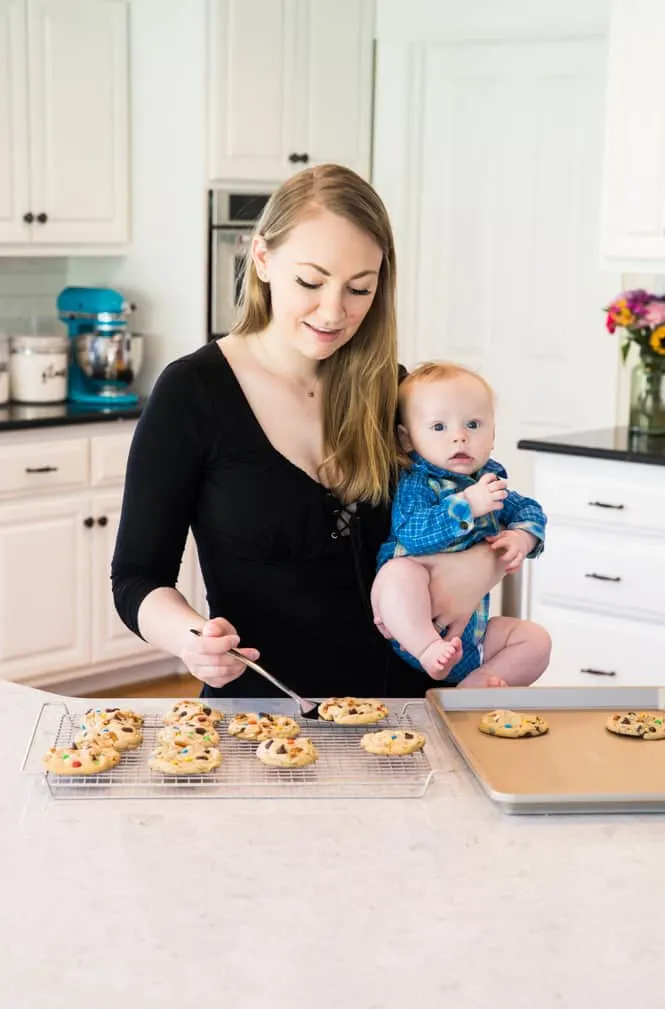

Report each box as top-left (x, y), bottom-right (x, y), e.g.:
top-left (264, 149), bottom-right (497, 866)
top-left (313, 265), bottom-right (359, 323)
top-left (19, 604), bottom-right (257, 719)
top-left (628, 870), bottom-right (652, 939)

top-left (371, 362), bottom-right (550, 688)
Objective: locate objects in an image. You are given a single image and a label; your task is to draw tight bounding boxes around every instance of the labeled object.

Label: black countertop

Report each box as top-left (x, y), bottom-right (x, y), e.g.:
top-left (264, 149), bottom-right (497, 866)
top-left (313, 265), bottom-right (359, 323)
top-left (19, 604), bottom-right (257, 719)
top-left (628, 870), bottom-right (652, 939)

top-left (518, 427), bottom-right (665, 466)
top-left (0, 399), bottom-right (145, 433)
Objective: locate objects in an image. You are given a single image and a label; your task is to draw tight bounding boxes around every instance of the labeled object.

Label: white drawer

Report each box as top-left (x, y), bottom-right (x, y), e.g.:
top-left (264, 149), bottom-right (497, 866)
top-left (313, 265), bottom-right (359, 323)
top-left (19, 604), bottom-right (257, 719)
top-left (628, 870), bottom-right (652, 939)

top-left (90, 431), bottom-right (133, 488)
top-left (535, 454), bottom-right (665, 536)
top-left (532, 604), bottom-right (665, 686)
top-left (0, 438), bottom-right (88, 497)
top-left (533, 524), bottom-right (665, 622)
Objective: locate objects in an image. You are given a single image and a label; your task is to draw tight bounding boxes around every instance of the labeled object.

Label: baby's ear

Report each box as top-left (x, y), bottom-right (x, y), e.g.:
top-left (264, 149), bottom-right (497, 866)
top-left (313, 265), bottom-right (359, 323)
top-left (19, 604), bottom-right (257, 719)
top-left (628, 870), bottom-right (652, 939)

top-left (397, 423), bottom-right (413, 453)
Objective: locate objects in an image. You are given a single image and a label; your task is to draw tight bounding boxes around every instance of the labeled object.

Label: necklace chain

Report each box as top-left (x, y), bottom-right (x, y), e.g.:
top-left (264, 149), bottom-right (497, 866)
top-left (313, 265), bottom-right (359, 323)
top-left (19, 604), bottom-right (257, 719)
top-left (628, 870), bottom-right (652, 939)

top-left (253, 335), bottom-right (319, 398)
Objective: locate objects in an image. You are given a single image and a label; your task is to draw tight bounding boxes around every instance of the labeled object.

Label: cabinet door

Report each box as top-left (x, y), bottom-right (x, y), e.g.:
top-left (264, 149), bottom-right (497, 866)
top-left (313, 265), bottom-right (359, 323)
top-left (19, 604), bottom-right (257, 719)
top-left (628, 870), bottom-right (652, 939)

top-left (0, 495), bottom-right (90, 681)
top-left (208, 0), bottom-right (298, 182)
top-left (296, 0), bottom-right (373, 178)
top-left (27, 0), bottom-right (129, 243)
top-left (600, 0), bottom-right (665, 266)
top-left (89, 491), bottom-right (158, 664)
top-left (90, 492), bottom-right (203, 664)
top-left (0, 0), bottom-right (30, 242)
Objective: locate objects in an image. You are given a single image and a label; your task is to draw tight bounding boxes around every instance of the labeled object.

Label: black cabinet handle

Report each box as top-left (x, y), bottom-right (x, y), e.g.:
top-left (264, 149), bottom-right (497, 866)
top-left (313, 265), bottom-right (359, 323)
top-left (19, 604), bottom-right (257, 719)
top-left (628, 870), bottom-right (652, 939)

top-left (36, 212), bottom-right (48, 223)
top-left (584, 572), bottom-right (622, 583)
top-left (288, 153), bottom-right (310, 164)
top-left (25, 465), bottom-right (58, 474)
top-left (97, 515), bottom-right (108, 527)
top-left (588, 500), bottom-right (625, 510)
top-left (83, 517), bottom-right (94, 528)
top-left (22, 212), bottom-right (34, 223)
top-left (580, 667), bottom-right (617, 677)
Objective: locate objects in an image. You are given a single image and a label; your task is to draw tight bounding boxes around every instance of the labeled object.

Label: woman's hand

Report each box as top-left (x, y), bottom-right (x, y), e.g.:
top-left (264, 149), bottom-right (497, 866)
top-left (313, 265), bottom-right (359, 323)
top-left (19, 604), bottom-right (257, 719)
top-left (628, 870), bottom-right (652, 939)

top-left (427, 542), bottom-right (510, 638)
top-left (181, 617), bottom-right (260, 689)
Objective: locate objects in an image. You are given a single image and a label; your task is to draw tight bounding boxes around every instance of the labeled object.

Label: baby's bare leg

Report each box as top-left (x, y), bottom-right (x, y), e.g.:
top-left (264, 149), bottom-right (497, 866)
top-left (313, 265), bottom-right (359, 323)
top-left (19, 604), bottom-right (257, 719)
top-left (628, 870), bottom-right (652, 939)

top-left (371, 558), bottom-right (462, 678)
top-left (460, 616), bottom-right (551, 689)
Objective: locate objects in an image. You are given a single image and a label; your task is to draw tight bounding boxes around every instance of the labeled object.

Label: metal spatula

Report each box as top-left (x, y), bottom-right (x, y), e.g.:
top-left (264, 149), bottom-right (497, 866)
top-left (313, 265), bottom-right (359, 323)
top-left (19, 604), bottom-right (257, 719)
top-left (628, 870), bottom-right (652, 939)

top-left (189, 629), bottom-right (320, 719)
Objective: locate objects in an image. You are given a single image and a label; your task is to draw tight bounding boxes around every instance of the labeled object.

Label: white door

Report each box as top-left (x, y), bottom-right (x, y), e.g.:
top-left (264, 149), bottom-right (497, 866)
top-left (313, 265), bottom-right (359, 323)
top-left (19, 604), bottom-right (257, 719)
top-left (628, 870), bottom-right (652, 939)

top-left (600, 0), bottom-right (665, 267)
top-left (296, 0), bottom-right (374, 178)
top-left (0, 0), bottom-right (31, 242)
top-left (90, 491), bottom-right (159, 664)
top-left (27, 0), bottom-right (129, 243)
top-left (0, 495), bottom-right (90, 681)
top-left (208, 0), bottom-right (298, 182)
top-left (375, 36), bottom-right (620, 491)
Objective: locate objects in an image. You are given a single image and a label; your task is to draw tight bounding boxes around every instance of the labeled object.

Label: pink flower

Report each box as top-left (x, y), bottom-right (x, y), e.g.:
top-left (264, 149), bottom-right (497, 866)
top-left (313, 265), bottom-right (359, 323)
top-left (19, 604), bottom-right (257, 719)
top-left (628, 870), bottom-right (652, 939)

top-left (643, 300), bottom-right (665, 327)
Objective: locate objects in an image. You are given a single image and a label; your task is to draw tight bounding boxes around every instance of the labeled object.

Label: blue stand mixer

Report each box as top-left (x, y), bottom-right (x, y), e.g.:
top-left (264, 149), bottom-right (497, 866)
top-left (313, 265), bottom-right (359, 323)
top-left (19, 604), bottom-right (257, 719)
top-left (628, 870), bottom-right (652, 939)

top-left (57, 286), bottom-right (144, 405)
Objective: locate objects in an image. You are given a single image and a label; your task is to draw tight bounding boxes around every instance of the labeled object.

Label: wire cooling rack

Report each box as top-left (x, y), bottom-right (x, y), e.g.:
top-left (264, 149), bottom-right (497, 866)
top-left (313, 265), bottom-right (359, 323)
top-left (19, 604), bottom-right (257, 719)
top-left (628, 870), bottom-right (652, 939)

top-left (22, 701), bottom-right (439, 799)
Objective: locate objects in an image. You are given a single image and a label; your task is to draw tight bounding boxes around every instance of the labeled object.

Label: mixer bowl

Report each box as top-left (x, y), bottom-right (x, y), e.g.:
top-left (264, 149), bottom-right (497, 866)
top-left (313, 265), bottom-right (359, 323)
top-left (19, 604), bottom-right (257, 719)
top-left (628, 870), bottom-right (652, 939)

top-left (74, 331), bottom-right (144, 393)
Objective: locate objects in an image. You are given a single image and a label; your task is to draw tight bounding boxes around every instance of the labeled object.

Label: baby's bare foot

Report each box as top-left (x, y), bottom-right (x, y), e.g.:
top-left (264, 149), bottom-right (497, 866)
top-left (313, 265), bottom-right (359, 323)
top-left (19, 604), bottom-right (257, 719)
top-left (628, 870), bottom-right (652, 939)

top-left (418, 636), bottom-right (462, 679)
top-left (458, 671), bottom-right (507, 688)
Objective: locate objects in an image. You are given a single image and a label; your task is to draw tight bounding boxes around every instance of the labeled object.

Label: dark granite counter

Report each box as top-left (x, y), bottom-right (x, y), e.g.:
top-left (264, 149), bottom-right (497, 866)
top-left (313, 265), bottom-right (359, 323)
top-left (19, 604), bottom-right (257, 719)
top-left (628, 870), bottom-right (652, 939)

top-left (518, 427), bottom-right (665, 467)
top-left (0, 399), bottom-right (144, 433)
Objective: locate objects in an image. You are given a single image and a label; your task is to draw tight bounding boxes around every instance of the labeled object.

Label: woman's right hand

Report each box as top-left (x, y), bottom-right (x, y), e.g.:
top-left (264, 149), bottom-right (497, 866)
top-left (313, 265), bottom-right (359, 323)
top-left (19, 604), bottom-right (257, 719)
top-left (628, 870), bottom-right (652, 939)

top-left (181, 617), bottom-right (260, 689)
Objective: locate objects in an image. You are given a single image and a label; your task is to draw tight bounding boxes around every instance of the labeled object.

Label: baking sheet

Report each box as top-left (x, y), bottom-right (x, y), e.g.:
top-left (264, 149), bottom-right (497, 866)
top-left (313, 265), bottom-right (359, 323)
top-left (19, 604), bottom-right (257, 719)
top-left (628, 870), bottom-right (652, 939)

top-left (427, 685), bottom-right (665, 814)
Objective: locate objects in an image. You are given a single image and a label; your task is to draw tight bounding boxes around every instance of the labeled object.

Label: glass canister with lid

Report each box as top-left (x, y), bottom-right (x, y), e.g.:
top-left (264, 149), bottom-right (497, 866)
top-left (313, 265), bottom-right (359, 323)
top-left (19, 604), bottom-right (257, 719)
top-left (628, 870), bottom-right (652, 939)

top-left (10, 332), bottom-right (69, 403)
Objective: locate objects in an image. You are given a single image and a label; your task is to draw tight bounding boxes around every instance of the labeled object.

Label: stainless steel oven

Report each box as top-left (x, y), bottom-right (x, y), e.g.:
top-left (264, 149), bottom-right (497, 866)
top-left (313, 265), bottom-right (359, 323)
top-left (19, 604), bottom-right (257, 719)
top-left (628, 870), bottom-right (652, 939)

top-left (206, 186), bottom-right (276, 338)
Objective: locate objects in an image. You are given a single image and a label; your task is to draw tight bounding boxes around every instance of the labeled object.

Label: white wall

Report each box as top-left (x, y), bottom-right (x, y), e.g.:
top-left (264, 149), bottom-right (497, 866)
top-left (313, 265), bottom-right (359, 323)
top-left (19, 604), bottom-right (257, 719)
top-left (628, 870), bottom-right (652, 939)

top-left (67, 0), bottom-right (209, 396)
top-left (0, 258), bottom-right (66, 330)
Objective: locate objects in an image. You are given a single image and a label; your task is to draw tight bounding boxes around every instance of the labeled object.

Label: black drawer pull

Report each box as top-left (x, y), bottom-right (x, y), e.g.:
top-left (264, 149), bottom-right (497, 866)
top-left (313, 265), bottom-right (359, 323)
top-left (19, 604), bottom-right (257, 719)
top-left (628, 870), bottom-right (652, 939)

top-left (580, 667), bottom-right (617, 677)
top-left (25, 465), bottom-right (58, 474)
top-left (587, 500), bottom-right (625, 510)
top-left (584, 572), bottom-right (622, 583)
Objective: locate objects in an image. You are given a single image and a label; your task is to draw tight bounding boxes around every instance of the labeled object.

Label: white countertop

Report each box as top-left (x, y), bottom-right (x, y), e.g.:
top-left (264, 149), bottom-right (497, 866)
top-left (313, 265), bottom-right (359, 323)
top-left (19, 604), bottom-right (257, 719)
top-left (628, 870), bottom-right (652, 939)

top-left (2, 679), bottom-right (664, 1009)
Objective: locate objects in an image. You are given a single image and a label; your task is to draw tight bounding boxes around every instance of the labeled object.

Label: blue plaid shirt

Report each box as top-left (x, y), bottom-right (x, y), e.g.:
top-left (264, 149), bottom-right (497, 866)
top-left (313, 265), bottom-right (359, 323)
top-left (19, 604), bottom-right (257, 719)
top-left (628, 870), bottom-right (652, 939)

top-left (377, 453), bottom-right (546, 570)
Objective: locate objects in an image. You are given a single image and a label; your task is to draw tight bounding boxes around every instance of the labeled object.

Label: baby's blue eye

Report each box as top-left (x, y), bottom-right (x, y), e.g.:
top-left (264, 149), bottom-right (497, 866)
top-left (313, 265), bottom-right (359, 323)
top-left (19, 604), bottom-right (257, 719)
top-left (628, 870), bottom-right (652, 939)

top-left (432, 422), bottom-right (446, 432)
top-left (466, 420), bottom-right (480, 430)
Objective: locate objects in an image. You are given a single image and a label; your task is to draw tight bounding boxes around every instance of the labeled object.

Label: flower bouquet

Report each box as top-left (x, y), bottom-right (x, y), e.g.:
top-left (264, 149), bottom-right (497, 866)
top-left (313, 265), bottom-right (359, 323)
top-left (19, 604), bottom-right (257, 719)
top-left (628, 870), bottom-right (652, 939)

top-left (604, 289), bottom-right (665, 435)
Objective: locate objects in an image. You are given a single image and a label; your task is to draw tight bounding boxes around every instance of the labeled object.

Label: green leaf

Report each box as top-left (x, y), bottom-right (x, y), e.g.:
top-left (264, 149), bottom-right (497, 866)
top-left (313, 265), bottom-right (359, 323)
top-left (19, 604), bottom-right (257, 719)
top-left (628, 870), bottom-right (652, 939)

top-left (621, 341), bottom-right (631, 364)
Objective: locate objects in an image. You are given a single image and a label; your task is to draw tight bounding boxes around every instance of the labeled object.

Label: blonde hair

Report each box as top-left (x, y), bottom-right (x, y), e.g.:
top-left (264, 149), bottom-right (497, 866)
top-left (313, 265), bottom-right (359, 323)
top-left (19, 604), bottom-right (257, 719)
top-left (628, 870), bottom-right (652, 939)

top-left (233, 164), bottom-right (400, 505)
top-left (399, 361), bottom-right (494, 425)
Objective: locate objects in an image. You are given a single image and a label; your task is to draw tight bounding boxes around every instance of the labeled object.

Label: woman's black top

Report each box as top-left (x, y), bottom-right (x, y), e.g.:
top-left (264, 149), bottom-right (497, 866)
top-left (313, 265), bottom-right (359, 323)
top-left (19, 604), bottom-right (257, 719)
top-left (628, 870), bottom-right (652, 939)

top-left (111, 342), bottom-right (431, 698)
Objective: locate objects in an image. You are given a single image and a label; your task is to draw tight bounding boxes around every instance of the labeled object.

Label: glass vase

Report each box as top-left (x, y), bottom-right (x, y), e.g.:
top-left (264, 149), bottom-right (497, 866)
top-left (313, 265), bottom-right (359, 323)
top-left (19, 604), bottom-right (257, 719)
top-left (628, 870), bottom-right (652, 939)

top-left (629, 356), bottom-right (665, 436)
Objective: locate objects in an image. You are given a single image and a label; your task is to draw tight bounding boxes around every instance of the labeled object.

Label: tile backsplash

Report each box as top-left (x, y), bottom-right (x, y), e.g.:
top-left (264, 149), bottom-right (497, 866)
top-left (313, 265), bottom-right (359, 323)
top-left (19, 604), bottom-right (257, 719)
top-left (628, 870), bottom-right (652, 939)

top-left (0, 258), bottom-right (67, 331)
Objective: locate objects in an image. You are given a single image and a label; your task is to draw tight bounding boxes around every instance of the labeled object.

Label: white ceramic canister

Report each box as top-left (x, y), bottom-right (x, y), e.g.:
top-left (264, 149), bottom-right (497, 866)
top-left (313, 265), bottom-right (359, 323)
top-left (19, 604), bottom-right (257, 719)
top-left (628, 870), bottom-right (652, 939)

top-left (9, 334), bottom-right (69, 404)
top-left (0, 334), bottom-right (9, 405)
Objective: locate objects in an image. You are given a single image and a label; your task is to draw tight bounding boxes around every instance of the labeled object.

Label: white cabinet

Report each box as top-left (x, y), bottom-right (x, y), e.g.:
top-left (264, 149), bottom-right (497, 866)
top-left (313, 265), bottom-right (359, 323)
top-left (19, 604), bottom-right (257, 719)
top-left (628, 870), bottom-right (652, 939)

top-left (0, 0), bottom-right (129, 250)
top-left (90, 489), bottom-right (199, 666)
top-left (0, 494), bottom-right (91, 676)
top-left (523, 451), bottom-right (665, 686)
top-left (0, 0), bottom-right (30, 243)
top-left (208, 0), bottom-right (374, 182)
top-left (0, 423), bottom-right (201, 685)
top-left (599, 0), bottom-right (665, 269)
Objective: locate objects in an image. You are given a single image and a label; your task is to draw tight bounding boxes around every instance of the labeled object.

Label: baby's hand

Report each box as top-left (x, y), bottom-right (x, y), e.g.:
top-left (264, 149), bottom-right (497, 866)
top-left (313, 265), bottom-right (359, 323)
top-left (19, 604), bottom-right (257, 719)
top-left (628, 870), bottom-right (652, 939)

top-left (486, 529), bottom-right (532, 573)
top-left (463, 473), bottom-right (508, 518)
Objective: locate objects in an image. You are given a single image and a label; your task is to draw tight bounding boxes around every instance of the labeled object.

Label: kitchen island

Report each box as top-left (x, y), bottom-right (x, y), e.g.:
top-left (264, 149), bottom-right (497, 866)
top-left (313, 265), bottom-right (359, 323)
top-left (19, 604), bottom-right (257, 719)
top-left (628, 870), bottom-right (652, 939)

top-left (2, 680), bottom-right (663, 1009)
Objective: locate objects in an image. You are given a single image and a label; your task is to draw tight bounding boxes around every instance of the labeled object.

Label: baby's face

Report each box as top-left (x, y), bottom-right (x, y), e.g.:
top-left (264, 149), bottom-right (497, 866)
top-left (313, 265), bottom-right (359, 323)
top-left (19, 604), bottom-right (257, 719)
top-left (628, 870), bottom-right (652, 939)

top-left (399, 375), bottom-right (495, 475)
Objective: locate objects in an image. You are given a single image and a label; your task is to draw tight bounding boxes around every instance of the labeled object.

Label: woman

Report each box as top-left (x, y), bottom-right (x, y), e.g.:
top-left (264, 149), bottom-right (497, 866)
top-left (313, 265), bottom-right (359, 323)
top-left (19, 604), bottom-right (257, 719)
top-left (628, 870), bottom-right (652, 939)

top-left (111, 164), bottom-right (506, 697)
